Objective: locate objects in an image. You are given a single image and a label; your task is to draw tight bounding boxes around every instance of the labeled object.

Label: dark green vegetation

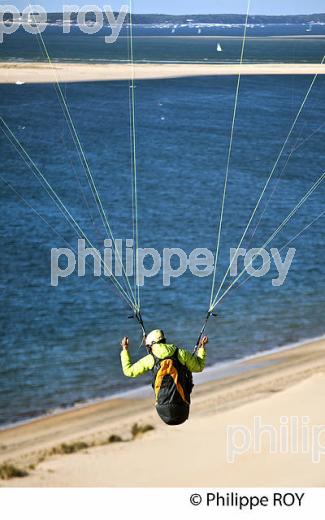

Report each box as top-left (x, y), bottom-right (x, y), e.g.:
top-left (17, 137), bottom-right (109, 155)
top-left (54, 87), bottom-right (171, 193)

top-left (131, 423), bottom-right (155, 438)
top-left (50, 441), bottom-right (90, 455)
top-left (108, 434), bottom-right (123, 443)
top-left (0, 423), bottom-right (155, 479)
top-left (0, 463), bottom-right (28, 480)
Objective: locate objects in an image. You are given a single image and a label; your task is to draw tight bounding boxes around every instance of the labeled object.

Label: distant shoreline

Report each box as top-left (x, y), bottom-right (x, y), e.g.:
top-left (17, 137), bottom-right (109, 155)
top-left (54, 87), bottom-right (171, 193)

top-left (116, 35), bottom-right (325, 38)
top-left (1, 61), bottom-right (325, 83)
top-left (13, 12), bottom-right (325, 25)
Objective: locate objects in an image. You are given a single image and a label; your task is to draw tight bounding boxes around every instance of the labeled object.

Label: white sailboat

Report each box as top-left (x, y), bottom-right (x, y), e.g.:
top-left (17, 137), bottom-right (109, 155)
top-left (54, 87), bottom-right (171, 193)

top-left (217, 43), bottom-right (223, 52)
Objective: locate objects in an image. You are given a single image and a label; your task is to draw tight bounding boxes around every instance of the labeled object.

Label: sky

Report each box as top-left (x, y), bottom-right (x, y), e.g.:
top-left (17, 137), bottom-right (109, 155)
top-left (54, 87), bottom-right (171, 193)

top-left (2, 0), bottom-right (325, 15)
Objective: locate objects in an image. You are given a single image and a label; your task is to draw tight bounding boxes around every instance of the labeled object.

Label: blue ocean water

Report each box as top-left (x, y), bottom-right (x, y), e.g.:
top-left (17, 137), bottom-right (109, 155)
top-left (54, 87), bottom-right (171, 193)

top-left (1, 25), bottom-right (325, 63)
top-left (0, 29), bottom-right (325, 427)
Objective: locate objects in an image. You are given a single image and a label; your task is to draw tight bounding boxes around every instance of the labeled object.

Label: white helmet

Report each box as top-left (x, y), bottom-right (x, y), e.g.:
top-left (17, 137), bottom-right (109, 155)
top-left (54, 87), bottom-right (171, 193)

top-left (145, 329), bottom-right (165, 347)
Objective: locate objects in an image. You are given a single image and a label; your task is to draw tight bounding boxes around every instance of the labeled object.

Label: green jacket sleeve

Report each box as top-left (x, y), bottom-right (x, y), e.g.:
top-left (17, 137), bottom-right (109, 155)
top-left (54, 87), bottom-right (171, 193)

top-left (178, 346), bottom-right (206, 373)
top-left (120, 349), bottom-right (154, 378)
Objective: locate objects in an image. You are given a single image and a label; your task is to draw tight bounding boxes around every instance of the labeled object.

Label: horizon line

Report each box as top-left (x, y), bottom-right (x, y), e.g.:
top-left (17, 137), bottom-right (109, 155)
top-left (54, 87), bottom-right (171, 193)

top-left (42, 11), bottom-right (325, 16)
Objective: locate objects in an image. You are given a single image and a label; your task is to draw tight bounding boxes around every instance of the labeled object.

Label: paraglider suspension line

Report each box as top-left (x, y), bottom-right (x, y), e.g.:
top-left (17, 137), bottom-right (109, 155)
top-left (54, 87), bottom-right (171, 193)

top-left (129, 309), bottom-right (147, 348)
top-left (194, 311), bottom-right (217, 353)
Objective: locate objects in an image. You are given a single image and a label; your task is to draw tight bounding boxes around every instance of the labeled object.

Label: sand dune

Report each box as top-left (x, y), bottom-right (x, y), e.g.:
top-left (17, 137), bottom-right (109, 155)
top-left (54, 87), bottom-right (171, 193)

top-left (1, 337), bottom-right (325, 486)
top-left (1, 62), bottom-right (325, 84)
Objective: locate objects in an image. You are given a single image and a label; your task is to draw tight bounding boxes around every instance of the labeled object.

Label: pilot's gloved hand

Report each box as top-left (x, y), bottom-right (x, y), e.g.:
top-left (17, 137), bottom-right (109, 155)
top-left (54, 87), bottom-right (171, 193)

top-left (199, 336), bottom-right (208, 349)
top-left (121, 337), bottom-right (129, 350)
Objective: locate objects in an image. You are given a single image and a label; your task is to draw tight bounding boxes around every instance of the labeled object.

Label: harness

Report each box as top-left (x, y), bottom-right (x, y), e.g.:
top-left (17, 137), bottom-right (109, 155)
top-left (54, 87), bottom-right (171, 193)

top-left (151, 347), bottom-right (193, 407)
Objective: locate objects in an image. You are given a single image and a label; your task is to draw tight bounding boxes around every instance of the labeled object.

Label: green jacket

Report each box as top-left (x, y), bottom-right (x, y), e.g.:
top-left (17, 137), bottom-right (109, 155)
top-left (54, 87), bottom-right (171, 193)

top-left (121, 343), bottom-right (206, 378)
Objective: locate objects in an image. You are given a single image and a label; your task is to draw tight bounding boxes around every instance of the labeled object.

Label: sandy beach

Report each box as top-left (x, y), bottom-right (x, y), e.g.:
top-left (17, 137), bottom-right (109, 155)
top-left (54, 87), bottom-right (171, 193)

top-left (1, 336), bottom-right (325, 487)
top-left (1, 62), bottom-right (325, 84)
